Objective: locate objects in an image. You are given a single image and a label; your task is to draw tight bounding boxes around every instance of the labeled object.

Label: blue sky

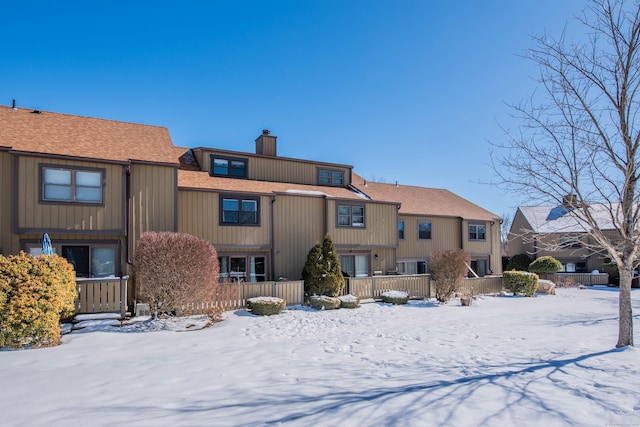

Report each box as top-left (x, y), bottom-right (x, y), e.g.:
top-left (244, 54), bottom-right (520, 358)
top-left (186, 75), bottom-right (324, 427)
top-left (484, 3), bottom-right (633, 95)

top-left (2, 1), bottom-right (589, 218)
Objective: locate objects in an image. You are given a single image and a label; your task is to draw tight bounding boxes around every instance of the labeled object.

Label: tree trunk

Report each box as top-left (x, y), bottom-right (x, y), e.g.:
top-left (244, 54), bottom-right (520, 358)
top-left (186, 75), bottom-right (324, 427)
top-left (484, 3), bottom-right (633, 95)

top-left (617, 266), bottom-right (634, 348)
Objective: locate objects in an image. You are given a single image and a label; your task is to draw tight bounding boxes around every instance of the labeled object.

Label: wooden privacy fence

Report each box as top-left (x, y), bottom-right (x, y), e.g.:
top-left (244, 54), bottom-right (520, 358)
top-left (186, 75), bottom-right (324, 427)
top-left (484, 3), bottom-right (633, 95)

top-left (75, 276), bottom-right (128, 318)
top-left (181, 280), bottom-right (305, 314)
top-left (458, 276), bottom-right (504, 296)
top-left (551, 272), bottom-right (609, 285)
top-left (345, 274), bottom-right (431, 299)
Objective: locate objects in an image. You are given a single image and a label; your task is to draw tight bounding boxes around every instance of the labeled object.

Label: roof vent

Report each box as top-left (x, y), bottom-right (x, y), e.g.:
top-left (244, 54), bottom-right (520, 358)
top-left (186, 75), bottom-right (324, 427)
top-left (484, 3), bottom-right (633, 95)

top-left (31, 109), bottom-right (41, 114)
top-left (11, 99), bottom-right (16, 110)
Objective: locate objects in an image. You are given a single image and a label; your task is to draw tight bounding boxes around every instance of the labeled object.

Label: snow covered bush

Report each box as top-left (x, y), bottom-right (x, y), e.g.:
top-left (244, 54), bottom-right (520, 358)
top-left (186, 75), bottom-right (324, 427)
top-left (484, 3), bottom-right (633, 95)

top-left (0, 253), bottom-right (77, 348)
top-left (338, 294), bottom-right (360, 309)
top-left (134, 232), bottom-right (220, 318)
top-left (429, 249), bottom-right (471, 303)
top-left (503, 271), bottom-right (539, 297)
top-left (247, 297), bottom-right (286, 316)
top-left (309, 295), bottom-right (341, 310)
top-left (381, 290), bottom-right (409, 305)
top-left (302, 235), bottom-right (345, 300)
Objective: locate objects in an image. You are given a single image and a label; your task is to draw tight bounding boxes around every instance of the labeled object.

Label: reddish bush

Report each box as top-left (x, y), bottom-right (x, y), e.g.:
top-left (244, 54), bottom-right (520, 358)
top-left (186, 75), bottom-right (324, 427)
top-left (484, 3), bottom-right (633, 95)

top-left (429, 249), bottom-right (471, 303)
top-left (134, 232), bottom-right (219, 318)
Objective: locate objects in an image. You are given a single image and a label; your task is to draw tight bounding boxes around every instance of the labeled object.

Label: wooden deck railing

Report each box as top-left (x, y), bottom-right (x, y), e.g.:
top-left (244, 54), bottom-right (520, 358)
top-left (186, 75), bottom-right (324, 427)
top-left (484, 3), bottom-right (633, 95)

top-left (552, 272), bottom-right (609, 285)
top-left (458, 276), bottom-right (504, 296)
top-left (181, 280), bottom-right (305, 314)
top-left (345, 274), bottom-right (431, 299)
top-left (75, 276), bottom-right (128, 318)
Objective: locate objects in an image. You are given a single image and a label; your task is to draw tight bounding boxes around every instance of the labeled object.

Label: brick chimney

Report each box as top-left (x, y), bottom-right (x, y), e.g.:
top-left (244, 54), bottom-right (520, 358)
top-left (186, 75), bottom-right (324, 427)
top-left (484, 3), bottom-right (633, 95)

top-left (255, 129), bottom-right (277, 156)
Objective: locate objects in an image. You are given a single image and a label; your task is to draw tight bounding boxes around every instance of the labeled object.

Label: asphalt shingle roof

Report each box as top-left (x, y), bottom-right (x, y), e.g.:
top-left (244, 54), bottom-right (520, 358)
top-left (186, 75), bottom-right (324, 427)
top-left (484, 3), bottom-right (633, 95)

top-left (179, 170), bottom-right (369, 200)
top-left (0, 105), bottom-right (178, 165)
top-left (351, 173), bottom-right (500, 221)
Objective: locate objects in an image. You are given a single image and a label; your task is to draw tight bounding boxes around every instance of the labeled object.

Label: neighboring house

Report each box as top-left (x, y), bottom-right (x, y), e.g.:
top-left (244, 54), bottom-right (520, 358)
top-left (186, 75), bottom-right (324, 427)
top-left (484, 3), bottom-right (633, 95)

top-left (350, 175), bottom-right (502, 277)
top-left (508, 201), bottom-right (618, 273)
top-left (1, 105), bottom-right (503, 310)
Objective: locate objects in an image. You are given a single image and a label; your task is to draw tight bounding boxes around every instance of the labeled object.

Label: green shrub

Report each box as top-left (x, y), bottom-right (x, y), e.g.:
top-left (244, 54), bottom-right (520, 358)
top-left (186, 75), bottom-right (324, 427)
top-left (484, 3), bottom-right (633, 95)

top-left (503, 270), bottom-right (539, 297)
top-left (506, 254), bottom-right (532, 271)
top-left (338, 294), bottom-right (360, 309)
top-left (134, 232), bottom-right (220, 318)
top-left (381, 290), bottom-right (409, 305)
top-left (528, 256), bottom-right (562, 274)
top-left (429, 249), bottom-right (471, 303)
top-left (302, 235), bottom-right (345, 299)
top-left (247, 297), bottom-right (286, 316)
top-left (0, 253), bottom-right (77, 348)
top-left (309, 295), bottom-right (341, 310)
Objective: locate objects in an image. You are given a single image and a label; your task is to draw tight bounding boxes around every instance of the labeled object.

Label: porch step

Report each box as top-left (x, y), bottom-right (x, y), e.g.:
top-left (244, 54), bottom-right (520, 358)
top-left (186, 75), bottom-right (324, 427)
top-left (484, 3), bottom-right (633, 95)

top-left (71, 313), bottom-right (122, 331)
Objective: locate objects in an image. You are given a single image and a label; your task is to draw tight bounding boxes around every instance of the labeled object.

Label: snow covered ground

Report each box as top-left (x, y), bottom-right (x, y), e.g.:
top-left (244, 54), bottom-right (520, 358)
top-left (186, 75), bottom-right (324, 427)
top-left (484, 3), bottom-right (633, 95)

top-left (2, 286), bottom-right (639, 427)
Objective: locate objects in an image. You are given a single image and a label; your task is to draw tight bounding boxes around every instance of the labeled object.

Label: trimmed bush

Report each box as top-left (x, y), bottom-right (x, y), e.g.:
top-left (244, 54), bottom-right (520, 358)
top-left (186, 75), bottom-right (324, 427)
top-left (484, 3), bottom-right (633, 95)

top-left (429, 249), bottom-right (471, 303)
top-left (381, 290), bottom-right (409, 305)
top-left (338, 294), bottom-right (360, 309)
top-left (503, 270), bottom-right (539, 297)
top-left (528, 256), bottom-right (562, 274)
top-left (302, 235), bottom-right (345, 299)
top-left (506, 254), bottom-right (532, 271)
top-left (0, 253), bottom-right (77, 348)
top-left (309, 295), bottom-right (341, 310)
top-left (134, 232), bottom-right (220, 318)
top-left (247, 297), bottom-right (286, 316)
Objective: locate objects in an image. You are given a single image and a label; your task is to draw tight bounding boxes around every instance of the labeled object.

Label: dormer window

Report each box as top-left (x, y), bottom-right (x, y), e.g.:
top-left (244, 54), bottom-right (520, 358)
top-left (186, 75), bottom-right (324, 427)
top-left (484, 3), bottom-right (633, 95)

top-left (318, 168), bottom-right (344, 186)
top-left (211, 155), bottom-right (247, 178)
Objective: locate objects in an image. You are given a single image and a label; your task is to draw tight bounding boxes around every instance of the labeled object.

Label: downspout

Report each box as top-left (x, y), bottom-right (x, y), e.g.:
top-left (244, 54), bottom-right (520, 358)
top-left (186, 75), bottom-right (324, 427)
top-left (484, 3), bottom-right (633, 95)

top-left (459, 217), bottom-right (464, 250)
top-left (270, 195), bottom-right (276, 280)
top-left (125, 163), bottom-right (132, 265)
top-left (323, 195), bottom-right (328, 237)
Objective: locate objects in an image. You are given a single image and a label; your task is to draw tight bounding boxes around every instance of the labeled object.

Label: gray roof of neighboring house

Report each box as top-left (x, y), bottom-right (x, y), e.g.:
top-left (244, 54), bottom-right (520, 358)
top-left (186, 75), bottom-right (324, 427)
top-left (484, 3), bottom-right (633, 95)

top-left (518, 204), bottom-right (618, 233)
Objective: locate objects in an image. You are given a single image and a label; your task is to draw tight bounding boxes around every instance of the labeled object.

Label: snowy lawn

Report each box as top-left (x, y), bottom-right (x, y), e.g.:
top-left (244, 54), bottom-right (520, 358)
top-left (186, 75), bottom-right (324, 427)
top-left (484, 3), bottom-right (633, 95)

top-left (2, 286), bottom-right (639, 427)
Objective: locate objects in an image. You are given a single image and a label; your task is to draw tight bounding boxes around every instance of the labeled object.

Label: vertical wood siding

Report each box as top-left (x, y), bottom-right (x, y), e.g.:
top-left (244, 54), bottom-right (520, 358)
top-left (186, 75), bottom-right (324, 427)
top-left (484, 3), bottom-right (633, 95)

top-left (0, 152), bottom-right (19, 253)
top-left (129, 164), bottom-right (177, 256)
top-left (327, 200), bottom-right (398, 247)
top-left (177, 190), bottom-right (271, 246)
top-left (15, 156), bottom-right (124, 233)
top-left (397, 215), bottom-right (462, 258)
top-left (272, 194), bottom-right (325, 280)
top-left (198, 149), bottom-right (351, 186)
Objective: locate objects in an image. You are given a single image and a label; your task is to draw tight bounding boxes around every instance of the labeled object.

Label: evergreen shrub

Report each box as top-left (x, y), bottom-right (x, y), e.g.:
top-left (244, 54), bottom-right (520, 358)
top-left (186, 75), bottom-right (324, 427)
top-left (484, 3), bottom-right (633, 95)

top-left (0, 253), bottom-right (77, 348)
top-left (302, 235), bottom-right (345, 300)
top-left (528, 256), bottom-right (563, 274)
top-left (309, 295), bottom-right (341, 310)
top-left (380, 290), bottom-right (409, 305)
top-left (503, 270), bottom-right (539, 297)
top-left (338, 294), bottom-right (360, 309)
top-left (247, 297), bottom-right (286, 316)
top-left (506, 254), bottom-right (532, 271)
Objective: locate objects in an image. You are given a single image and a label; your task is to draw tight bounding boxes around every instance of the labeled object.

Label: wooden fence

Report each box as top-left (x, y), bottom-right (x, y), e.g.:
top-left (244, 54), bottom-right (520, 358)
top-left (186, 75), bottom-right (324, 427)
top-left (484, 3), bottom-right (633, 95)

top-left (345, 274), bottom-right (431, 299)
top-left (551, 272), bottom-right (609, 286)
top-left (75, 276), bottom-right (128, 318)
top-left (458, 276), bottom-right (504, 296)
top-left (181, 280), bottom-right (305, 314)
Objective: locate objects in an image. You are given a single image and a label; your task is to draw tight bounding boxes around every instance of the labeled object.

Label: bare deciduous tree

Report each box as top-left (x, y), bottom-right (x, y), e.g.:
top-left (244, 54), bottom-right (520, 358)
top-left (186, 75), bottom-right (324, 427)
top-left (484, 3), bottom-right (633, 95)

top-left (494, 0), bottom-right (639, 347)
